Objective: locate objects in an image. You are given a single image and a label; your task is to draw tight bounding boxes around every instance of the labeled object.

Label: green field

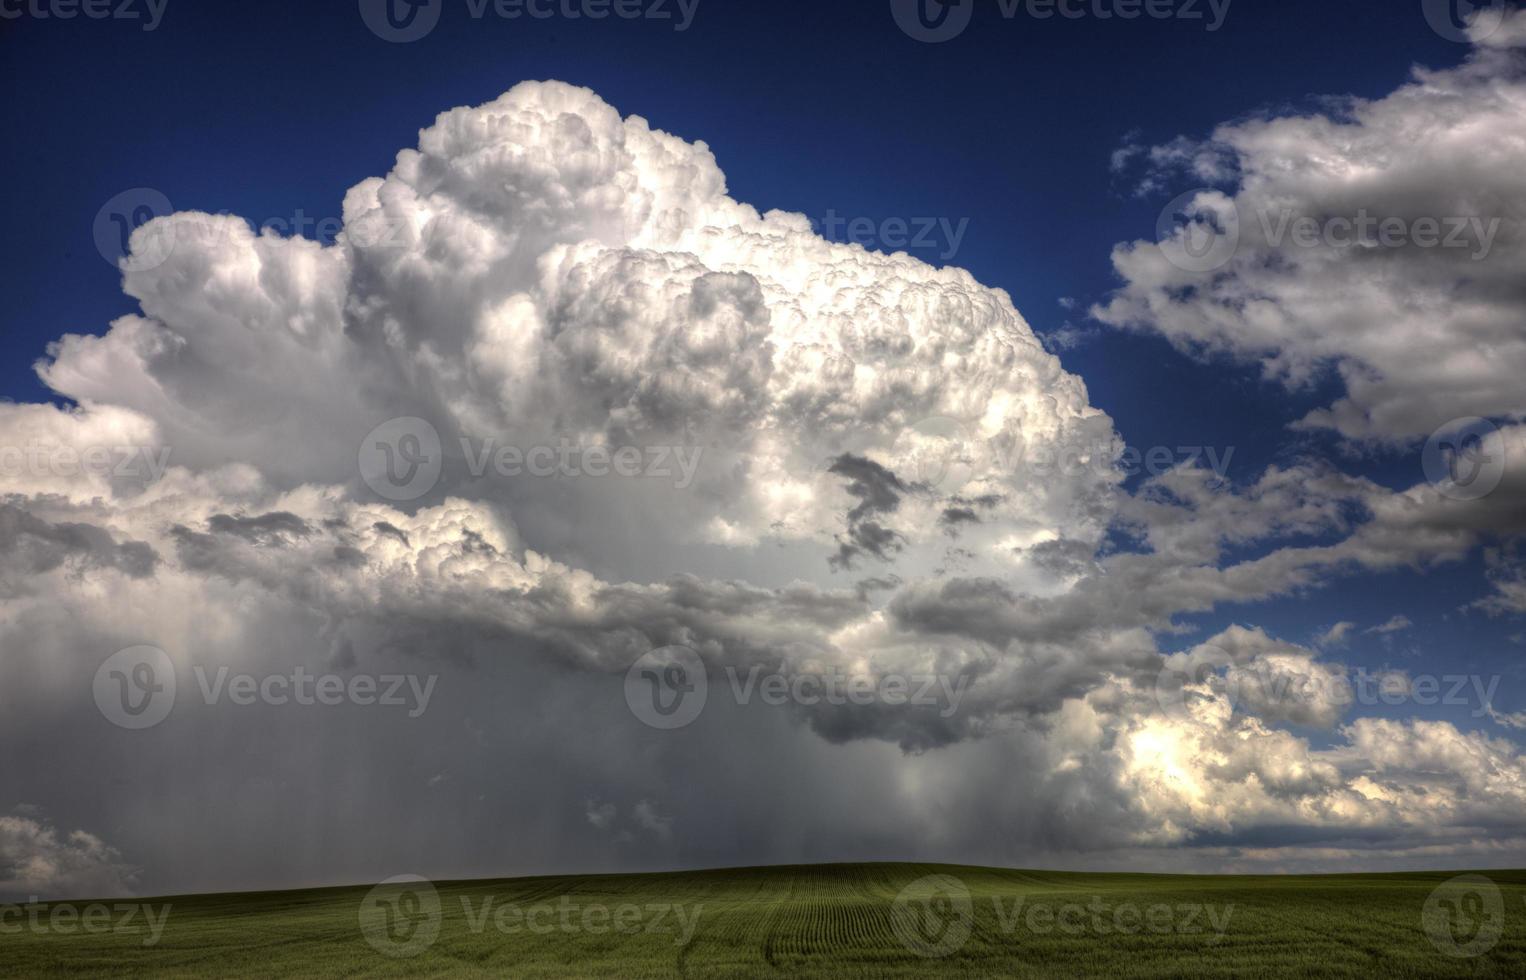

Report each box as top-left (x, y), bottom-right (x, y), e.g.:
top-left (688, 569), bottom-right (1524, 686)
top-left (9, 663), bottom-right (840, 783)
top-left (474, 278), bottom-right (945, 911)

top-left (4, 863), bottom-right (1525, 977)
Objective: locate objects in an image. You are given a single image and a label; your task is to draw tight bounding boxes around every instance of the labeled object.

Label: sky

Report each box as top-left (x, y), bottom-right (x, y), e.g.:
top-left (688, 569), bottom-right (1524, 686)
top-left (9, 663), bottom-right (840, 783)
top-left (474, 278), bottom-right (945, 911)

top-left (1, 0), bottom-right (1525, 899)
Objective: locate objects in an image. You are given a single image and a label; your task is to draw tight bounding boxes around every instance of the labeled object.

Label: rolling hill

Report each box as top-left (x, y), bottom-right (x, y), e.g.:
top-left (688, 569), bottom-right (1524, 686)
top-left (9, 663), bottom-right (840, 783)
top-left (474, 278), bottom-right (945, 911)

top-left (5, 862), bottom-right (1525, 977)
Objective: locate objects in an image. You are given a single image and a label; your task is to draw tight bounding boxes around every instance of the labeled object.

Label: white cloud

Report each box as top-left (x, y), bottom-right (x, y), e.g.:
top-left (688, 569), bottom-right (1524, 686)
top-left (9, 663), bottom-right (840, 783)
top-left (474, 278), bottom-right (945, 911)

top-left (632, 800), bottom-right (674, 841)
top-left (40, 82), bottom-right (1115, 592)
top-left (1476, 545), bottom-right (1526, 615)
top-left (1365, 615), bottom-right (1414, 635)
top-left (4, 79), bottom-right (1526, 892)
top-left (585, 801), bottom-right (617, 831)
top-left (0, 812), bottom-right (137, 901)
top-left (1095, 14), bottom-right (1526, 442)
top-left (1315, 621), bottom-right (1356, 648)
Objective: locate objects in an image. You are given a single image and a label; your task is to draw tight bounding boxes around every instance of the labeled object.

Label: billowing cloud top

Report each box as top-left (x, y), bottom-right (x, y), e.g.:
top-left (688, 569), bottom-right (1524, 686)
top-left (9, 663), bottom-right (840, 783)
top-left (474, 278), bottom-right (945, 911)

top-left (42, 80), bottom-right (1115, 583)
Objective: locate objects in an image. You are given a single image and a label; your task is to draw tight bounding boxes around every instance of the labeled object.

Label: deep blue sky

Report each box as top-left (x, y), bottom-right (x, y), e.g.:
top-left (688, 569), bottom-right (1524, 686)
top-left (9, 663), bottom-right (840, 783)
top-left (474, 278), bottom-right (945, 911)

top-left (2, 0), bottom-right (1516, 723)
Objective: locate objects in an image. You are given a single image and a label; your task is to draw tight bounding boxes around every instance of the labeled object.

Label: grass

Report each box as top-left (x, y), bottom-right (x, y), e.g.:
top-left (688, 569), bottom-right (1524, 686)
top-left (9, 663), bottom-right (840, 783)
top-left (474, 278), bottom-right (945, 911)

top-left (4, 862), bottom-right (1525, 977)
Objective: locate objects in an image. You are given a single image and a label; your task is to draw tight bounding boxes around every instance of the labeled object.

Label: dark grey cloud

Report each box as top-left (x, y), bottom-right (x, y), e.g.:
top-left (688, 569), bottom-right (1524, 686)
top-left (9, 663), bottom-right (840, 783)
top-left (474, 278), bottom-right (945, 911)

top-left (207, 511), bottom-right (314, 546)
top-left (0, 504), bottom-right (158, 595)
top-left (827, 453), bottom-right (912, 569)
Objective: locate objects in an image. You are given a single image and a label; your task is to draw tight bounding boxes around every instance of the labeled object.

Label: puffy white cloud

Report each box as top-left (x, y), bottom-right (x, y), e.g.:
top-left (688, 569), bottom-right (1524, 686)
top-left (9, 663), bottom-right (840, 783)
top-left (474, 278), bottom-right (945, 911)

top-left (1095, 14), bottom-right (1526, 442)
top-left (1314, 621), bottom-right (1356, 648)
top-left (1106, 710), bottom-right (1526, 847)
top-left (40, 81), bottom-right (1114, 590)
top-left (1156, 625), bottom-right (1357, 730)
top-left (14, 80), bottom-right (1137, 747)
top-left (1474, 5), bottom-right (1526, 48)
top-left (0, 811), bottom-right (137, 900)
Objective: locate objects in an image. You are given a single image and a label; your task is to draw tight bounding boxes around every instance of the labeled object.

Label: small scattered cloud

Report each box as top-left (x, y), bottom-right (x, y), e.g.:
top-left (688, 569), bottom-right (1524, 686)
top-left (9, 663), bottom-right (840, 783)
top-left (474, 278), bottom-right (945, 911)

top-left (1365, 615), bottom-right (1414, 636)
top-left (1314, 621), bottom-right (1356, 648)
top-left (0, 811), bottom-right (137, 901)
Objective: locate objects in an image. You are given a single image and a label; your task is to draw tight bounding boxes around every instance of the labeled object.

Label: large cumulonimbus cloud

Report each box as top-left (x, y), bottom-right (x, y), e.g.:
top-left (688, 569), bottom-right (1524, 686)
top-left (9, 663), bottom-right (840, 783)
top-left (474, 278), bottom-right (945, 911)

top-left (41, 80), bottom-right (1116, 586)
top-left (3, 66), bottom-right (1526, 896)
